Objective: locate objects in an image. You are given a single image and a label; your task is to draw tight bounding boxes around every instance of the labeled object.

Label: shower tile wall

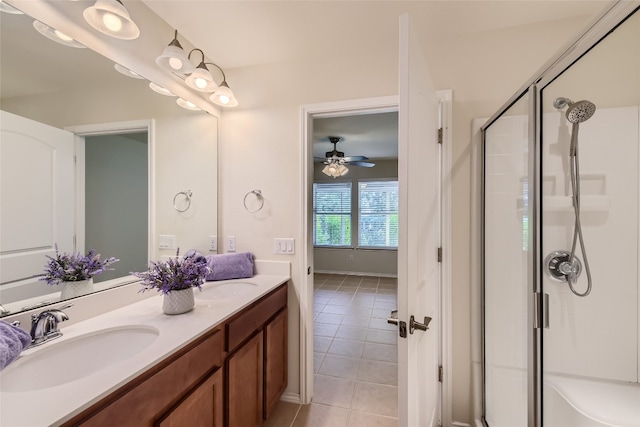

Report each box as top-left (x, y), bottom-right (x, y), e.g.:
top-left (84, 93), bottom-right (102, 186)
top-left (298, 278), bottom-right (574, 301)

top-left (484, 113), bottom-right (529, 426)
top-left (542, 106), bottom-right (640, 382)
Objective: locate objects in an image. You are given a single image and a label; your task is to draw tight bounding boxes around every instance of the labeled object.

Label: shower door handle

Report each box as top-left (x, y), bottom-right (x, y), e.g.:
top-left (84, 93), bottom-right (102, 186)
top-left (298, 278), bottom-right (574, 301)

top-left (544, 293), bottom-right (550, 329)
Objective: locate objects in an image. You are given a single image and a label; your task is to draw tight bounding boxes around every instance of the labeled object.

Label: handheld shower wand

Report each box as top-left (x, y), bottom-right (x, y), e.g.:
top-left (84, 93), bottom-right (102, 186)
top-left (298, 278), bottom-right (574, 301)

top-left (551, 97), bottom-right (596, 297)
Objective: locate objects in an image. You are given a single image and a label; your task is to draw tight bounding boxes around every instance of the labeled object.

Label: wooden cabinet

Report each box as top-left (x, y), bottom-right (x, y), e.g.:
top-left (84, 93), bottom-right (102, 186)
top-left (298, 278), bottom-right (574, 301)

top-left (156, 368), bottom-right (223, 427)
top-left (264, 308), bottom-right (287, 419)
top-left (62, 283), bottom-right (288, 427)
top-left (227, 331), bottom-right (264, 427)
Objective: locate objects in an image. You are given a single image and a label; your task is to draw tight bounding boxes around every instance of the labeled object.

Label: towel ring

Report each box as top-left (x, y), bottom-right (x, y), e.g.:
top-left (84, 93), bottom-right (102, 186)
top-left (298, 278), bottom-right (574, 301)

top-left (243, 189), bottom-right (264, 213)
top-left (173, 190), bottom-right (192, 212)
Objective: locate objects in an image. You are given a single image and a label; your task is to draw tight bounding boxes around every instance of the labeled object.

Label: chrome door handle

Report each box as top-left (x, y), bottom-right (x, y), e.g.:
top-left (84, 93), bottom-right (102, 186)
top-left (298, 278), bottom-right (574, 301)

top-left (387, 309), bottom-right (399, 325)
top-left (410, 315), bottom-right (431, 334)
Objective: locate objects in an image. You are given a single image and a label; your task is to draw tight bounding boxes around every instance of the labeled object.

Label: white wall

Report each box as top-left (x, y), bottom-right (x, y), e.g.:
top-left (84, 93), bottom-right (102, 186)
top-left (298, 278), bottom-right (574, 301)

top-left (218, 14), bottom-right (593, 423)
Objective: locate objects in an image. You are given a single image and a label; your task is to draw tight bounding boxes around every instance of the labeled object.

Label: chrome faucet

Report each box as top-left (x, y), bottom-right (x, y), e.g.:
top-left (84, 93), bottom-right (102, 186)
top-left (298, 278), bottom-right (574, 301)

top-left (29, 304), bottom-right (72, 348)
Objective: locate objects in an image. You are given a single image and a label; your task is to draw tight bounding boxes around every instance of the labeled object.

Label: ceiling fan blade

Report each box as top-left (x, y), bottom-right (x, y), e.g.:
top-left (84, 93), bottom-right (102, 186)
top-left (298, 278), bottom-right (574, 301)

top-left (348, 161), bottom-right (375, 168)
top-left (343, 155), bottom-right (368, 161)
top-left (314, 157), bottom-right (328, 162)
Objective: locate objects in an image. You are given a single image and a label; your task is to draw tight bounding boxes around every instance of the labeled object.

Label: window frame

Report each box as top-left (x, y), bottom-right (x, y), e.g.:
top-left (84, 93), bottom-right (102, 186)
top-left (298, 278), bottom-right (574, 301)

top-left (357, 178), bottom-right (399, 250)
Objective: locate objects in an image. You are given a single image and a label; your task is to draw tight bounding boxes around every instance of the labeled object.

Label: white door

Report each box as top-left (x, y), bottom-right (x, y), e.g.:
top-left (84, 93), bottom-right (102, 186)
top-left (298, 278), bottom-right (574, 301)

top-left (397, 13), bottom-right (441, 427)
top-left (0, 111), bottom-right (75, 285)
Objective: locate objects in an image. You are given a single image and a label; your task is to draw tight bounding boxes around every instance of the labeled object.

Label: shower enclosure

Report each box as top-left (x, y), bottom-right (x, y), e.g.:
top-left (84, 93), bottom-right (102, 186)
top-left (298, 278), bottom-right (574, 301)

top-left (477, 2), bottom-right (640, 426)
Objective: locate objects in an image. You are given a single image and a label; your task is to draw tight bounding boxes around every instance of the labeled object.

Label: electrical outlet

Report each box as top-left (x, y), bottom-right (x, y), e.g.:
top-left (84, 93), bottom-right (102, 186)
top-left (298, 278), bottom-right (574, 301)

top-left (209, 235), bottom-right (217, 252)
top-left (226, 236), bottom-right (236, 252)
top-left (349, 254), bottom-right (354, 261)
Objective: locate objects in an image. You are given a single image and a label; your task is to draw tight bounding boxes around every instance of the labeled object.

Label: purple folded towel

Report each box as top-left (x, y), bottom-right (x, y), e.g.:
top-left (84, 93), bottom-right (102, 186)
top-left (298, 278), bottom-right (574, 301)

top-left (0, 321), bottom-right (31, 371)
top-left (205, 252), bottom-right (254, 281)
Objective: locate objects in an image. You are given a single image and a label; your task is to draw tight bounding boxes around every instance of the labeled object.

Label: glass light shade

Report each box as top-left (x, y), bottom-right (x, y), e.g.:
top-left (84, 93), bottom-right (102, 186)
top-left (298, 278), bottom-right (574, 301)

top-left (83, 0), bottom-right (140, 40)
top-left (114, 63), bottom-right (144, 79)
top-left (33, 21), bottom-right (86, 48)
top-left (322, 161), bottom-right (349, 178)
top-left (210, 82), bottom-right (238, 107)
top-left (176, 98), bottom-right (200, 111)
top-left (156, 44), bottom-right (194, 74)
top-left (185, 64), bottom-right (217, 92)
top-left (149, 82), bottom-right (175, 96)
top-left (0, 1), bottom-right (23, 14)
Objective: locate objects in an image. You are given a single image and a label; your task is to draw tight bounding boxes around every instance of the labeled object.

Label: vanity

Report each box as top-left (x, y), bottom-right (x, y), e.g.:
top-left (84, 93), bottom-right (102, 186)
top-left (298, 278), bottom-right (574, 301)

top-left (0, 262), bottom-right (290, 427)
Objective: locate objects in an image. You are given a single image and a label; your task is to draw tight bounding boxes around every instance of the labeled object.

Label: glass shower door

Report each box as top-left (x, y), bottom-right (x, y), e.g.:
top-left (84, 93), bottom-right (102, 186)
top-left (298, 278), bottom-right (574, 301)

top-left (539, 9), bottom-right (640, 427)
top-left (482, 93), bottom-right (532, 427)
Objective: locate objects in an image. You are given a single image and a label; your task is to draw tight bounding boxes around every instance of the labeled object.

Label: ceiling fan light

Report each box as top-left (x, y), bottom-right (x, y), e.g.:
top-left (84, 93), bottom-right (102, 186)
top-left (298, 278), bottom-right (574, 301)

top-left (210, 81), bottom-right (238, 107)
top-left (337, 164), bottom-right (349, 176)
top-left (185, 63), bottom-right (217, 92)
top-left (83, 0), bottom-right (140, 40)
top-left (33, 20), bottom-right (86, 48)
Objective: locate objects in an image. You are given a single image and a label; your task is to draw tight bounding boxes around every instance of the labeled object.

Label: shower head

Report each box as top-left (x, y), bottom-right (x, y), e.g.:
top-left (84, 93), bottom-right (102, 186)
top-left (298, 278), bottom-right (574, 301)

top-left (553, 97), bottom-right (596, 123)
top-left (566, 100), bottom-right (596, 124)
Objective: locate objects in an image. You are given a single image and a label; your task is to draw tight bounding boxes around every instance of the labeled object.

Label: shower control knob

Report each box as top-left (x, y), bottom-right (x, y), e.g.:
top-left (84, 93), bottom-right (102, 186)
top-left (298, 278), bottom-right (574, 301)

top-left (544, 250), bottom-right (582, 283)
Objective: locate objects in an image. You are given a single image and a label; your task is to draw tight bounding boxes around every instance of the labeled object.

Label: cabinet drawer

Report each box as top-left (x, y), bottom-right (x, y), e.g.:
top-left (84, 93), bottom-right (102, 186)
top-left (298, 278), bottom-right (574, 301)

top-left (226, 284), bottom-right (287, 352)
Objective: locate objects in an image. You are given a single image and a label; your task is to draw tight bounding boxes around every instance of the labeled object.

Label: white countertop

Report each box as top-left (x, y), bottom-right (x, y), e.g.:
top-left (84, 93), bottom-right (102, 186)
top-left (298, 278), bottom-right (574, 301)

top-left (0, 268), bottom-right (289, 427)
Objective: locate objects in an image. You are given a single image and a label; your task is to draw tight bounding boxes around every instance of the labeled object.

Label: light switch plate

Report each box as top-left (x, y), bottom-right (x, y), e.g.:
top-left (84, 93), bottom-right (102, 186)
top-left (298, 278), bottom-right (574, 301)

top-left (159, 234), bottom-right (176, 250)
top-left (274, 238), bottom-right (295, 254)
top-left (209, 235), bottom-right (217, 252)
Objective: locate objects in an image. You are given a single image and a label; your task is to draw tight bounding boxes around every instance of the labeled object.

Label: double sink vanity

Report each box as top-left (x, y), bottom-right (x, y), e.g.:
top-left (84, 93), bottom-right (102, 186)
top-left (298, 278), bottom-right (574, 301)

top-left (0, 261), bottom-right (290, 427)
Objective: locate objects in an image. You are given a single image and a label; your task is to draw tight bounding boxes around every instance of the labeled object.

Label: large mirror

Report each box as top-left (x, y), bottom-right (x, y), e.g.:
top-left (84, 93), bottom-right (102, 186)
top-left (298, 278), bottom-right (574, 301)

top-left (0, 1), bottom-right (219, 317)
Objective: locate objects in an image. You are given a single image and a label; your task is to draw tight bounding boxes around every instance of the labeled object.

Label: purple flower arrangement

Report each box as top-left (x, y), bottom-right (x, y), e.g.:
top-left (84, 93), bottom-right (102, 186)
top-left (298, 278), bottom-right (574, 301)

top-left (133, 249), bottom-right (209, 295)
top-left (41, 246), bottom-right (119, 286)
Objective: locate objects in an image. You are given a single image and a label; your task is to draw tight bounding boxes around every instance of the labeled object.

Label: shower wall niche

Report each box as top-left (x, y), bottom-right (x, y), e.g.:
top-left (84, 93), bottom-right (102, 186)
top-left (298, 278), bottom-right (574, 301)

top-left (479, 3), bottom-right (640, 427)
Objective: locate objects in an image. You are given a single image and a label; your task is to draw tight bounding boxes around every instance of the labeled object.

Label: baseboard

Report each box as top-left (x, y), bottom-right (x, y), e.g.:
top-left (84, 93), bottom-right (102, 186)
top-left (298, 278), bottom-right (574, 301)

top-left (280, 392), bottom-right (302, 405)
top-left (314, 269), bottom-right (397, 278)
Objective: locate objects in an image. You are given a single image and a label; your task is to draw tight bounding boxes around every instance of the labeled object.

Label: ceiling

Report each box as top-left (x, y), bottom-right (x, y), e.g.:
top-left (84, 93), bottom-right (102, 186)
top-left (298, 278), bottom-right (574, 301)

top-left (143, 0), bottom-right (606, 160)
top-left (1, 0), bottom-right (610, 160)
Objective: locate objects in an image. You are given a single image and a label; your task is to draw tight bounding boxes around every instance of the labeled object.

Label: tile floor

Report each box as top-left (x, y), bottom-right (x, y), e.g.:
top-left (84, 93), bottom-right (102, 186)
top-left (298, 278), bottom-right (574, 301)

top-left (265, 273), bottom-right (399, 427)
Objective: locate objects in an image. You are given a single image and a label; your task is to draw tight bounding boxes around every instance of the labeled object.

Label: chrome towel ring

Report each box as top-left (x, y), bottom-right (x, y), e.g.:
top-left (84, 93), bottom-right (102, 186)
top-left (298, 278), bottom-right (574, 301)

top-left (243, 189), bottom-right (264, 213)
top-left (173, 190), bottom-right (192, 212)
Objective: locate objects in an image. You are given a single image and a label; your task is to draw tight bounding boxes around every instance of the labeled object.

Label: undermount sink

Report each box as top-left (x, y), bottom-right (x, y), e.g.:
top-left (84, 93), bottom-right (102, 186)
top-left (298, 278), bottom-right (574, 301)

top-left (196, 281), bottom-right (258, 299)
top-left (1, 325), bottom-right (159, 393)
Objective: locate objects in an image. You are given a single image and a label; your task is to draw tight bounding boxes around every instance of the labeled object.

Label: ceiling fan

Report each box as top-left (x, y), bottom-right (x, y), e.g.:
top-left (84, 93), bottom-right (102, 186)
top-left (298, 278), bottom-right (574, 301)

top-left (315, 136), bottom-right (375, 172)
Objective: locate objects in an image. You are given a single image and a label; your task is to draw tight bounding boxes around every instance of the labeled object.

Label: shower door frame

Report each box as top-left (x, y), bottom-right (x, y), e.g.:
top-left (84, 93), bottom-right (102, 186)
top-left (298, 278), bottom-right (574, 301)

top-left (479, 2), bottom-right (640, 426)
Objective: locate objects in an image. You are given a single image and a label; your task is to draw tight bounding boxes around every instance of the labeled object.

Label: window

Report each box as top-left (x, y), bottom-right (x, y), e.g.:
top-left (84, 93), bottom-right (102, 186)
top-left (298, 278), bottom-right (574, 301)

top-left (358, 180), bottom-right (398, 248)
top-left (313, 182), bottom-right (351, 246)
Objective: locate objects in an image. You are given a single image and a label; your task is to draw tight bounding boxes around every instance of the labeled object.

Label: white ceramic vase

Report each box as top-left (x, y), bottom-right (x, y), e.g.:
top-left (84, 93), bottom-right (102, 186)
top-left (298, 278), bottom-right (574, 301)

top-left (60, 278), bottom-right (95, 300)
top-left (163, 287), bottom-right (195, 315)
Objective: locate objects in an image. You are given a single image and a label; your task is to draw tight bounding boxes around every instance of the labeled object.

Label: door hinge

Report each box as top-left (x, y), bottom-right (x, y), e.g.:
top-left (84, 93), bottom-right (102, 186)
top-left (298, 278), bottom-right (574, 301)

top-left (437, 127), bottom-right (443, 144)
top-left (438, 365), bottom-right (443, 382)
top-left (437, 247), bottom-right (442, 263)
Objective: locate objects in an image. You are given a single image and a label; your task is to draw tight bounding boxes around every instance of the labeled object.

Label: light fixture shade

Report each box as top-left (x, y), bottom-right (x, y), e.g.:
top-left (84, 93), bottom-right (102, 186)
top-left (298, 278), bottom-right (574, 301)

top-left (0, 1), bottom-right (23, 14)
top-left (185, 63), bottom-right (218, 92)
top-left (33, 20), bottom-right (86, 48)
top-left (156, 37), bottom-right (194, 74)
top-left (176, 98), bottom-right (200, 111)
top-left (114, 63), bottom-right (143, 78)
top-left (149, 82), bottom-right (175, 96)
top-left (322, 161), bottom-right (348, 178)
top-left (210, 81), bottom-right (238, 107)
top-left (83, 0), bottom-right (140, 40)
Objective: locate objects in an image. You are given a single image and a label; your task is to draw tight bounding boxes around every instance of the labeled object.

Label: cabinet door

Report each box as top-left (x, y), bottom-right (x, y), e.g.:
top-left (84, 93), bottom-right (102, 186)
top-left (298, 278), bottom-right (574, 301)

top-left (264, 308), bottom-right (288, 419)
top-left (156, 368), bottom-right (223, 427)
top-left (227, 331), bottom-right (263, 427)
